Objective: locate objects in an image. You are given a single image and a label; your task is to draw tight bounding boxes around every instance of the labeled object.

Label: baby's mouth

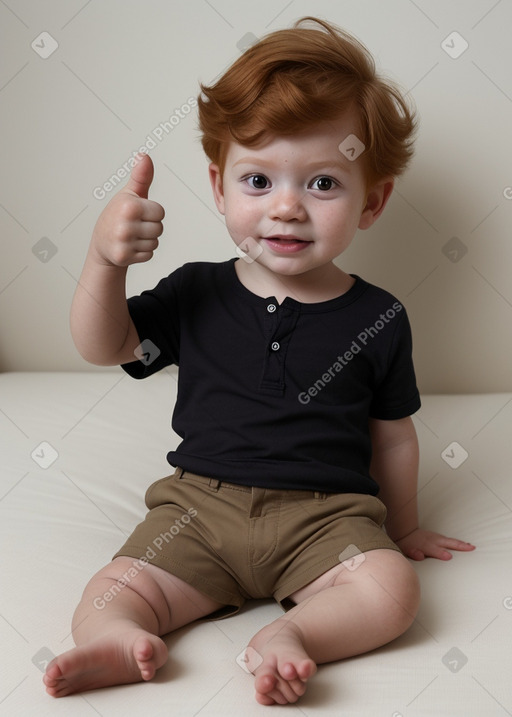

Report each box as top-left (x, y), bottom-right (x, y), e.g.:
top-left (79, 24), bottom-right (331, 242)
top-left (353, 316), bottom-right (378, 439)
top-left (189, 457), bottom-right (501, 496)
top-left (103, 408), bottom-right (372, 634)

top-left (263, 235), bottom-right (312, 253)
top-left (266, 235), bottom-right (309, 242)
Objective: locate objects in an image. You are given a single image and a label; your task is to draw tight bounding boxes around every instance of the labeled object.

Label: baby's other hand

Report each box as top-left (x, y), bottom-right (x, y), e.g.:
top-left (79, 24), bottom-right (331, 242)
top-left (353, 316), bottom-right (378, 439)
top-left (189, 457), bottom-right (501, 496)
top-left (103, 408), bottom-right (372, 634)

top-left (91, 153), bottom-right (165, 267)
top-left (396, 529), bottom-right (476, 561)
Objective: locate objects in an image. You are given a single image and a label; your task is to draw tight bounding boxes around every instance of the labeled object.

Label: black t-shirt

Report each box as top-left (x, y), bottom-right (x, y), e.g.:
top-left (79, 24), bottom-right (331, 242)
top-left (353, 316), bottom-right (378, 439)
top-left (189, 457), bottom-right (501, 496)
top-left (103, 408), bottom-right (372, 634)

top-left (122, 259), bottom-right (420, 495)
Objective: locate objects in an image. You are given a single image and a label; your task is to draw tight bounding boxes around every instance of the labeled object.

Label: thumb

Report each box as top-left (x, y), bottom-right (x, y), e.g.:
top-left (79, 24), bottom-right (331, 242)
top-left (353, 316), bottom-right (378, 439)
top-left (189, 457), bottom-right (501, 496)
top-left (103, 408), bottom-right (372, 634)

top-left (124, 153), bottom-right (154, 199)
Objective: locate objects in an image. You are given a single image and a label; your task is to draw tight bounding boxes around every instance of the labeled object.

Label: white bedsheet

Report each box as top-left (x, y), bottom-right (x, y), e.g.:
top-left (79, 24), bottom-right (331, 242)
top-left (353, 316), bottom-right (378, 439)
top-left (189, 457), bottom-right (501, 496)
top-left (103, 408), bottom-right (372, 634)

top-left (1, 371), bottom-right (511, 716)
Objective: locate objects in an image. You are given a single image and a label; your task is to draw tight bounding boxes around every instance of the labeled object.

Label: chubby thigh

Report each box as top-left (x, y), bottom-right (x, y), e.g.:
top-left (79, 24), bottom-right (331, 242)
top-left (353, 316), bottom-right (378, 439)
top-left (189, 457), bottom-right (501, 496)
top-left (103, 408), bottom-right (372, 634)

top-left (113, 467), bottom-right (402, 616)
top-left (87, 556), bottom-right (227, 634)
top-left (287, 548), bottom-right (419, 609)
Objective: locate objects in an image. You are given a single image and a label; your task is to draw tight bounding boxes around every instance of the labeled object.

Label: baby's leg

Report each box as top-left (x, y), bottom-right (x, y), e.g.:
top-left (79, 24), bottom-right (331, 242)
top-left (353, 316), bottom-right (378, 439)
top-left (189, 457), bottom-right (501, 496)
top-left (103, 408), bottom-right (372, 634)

top-left (246, 549), bottom-right (420, 705)
top-left (44, 556), bottom-right (224, 697)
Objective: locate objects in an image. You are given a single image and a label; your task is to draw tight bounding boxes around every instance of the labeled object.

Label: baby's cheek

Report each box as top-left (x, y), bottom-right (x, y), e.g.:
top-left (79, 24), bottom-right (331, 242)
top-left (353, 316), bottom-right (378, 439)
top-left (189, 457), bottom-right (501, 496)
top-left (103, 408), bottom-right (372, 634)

top-left (225, 211), bottom-right (258, 242)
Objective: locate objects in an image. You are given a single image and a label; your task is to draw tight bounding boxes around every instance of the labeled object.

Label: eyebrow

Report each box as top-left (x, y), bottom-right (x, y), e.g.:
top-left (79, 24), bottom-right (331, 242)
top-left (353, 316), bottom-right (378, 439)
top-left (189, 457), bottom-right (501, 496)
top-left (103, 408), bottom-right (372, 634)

top-left (232, 157), bottom-right (352, 173)
top-left (233, 157), bottom-right (277, 168)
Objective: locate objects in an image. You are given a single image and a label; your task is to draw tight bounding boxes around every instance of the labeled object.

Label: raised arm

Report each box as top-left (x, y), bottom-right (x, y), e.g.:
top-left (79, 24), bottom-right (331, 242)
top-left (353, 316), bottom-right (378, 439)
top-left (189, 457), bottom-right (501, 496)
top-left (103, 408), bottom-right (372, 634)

top-left (70, 154), bottom-right (165, 366)
top-left (369, 416), bottom-right (475, 560)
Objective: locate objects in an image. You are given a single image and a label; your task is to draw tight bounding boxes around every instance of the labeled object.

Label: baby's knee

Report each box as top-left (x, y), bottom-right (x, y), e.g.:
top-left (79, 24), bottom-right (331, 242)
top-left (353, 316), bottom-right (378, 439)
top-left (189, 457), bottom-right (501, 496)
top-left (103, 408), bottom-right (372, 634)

top-left (386, 554), bottom-right (421, 633)
top-left (80, 557), bottom-right (166, 619)
top-left (360, 549), bottom-right (420, 633)
top-left (401, 559), bottom-right (420, 614)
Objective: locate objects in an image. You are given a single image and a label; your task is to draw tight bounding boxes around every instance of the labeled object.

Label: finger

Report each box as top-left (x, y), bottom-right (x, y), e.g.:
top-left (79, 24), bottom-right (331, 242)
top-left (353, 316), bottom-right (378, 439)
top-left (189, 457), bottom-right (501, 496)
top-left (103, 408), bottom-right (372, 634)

top-left (132, 220), bottom-right (164, 240)
top-left (130, 249), bottom-right (158, 264)
top-left (426, 539), bottom-right (458, 560)
top-left (407, 548), bottom-right (426, 561)
top-left (124, 153), bottom-right (154, 199)
top-left (139, 200), bottom-right (165, 223)
top-left (431, 547), bottom-right (453, 561)
top-left (441, 538), bottom-right (476, 552)
top-left (456, 542), bottom-right (476, 551)
top-left (133, 238), bottom-right (159, 253)
top-left (130, 242), bottom-right (158, 264)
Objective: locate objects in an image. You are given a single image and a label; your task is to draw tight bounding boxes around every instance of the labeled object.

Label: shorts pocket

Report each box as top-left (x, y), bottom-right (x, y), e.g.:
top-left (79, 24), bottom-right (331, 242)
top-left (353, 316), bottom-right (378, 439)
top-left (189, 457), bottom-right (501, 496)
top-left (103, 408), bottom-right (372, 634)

top-left (323, 492), bottom-right (388, 526)
top-left (144, 469), bottom-right (181, 509)
top-left (370, 496), bottom-right (388, 526)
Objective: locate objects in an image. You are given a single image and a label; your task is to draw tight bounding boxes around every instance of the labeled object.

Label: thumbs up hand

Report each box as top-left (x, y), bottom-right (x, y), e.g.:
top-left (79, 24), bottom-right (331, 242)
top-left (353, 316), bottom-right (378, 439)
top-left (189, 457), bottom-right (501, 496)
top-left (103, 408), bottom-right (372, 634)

top-left (91, 153), bottom-right (165, 267)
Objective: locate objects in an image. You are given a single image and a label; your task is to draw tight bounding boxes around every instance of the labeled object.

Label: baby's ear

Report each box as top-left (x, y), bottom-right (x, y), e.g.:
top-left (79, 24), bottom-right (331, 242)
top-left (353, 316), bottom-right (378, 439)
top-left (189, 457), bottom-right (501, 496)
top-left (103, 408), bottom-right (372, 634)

top-left (358, 178), bottom-right (394, 230)
top-left (208, 163), bottom-right (225, 215)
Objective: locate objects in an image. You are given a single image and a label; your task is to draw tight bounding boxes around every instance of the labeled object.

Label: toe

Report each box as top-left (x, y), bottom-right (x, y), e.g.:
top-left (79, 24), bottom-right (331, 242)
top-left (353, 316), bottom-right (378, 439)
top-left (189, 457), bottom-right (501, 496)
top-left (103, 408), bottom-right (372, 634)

top-left (255, 686), bottom-right (289, 706)
top-left (133, 637), bottom-right (155, 680)
top-left (255, 691), bottom-right (279, 706)
top-left (43, 660), bottom-right (62, 684)
top-left (134, 638), bottom-right (153, 662)
top-left (133, 634), bottom-right (168, 681)
top-left (255, 670), bottom-right (302, 705)
top-left (297, 657), bottom-right (317, 681)
top-left (254, 671), bottom-right (278, 696)
top-left (43, 660), bottom-right (68, 695)
top-left (288, 677), bottom-right (308, 698)
top-left (279, 661), bottom-right (299, 681)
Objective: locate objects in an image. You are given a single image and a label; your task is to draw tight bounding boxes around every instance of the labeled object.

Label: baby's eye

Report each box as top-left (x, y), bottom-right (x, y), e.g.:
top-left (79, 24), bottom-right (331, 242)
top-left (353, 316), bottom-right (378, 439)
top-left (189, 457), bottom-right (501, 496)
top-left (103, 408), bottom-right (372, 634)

top-left (310, 176), bottom-right (336, 191)
top-left (246, 174), bottom-right (270, 190)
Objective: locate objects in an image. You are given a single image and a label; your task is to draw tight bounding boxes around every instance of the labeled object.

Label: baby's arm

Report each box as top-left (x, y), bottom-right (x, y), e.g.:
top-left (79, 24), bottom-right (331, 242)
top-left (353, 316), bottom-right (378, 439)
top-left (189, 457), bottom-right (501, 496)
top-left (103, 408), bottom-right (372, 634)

top-left (369, 416), bottom-right (475, 560)
top-left (70, 154), bottom-right (164, 366)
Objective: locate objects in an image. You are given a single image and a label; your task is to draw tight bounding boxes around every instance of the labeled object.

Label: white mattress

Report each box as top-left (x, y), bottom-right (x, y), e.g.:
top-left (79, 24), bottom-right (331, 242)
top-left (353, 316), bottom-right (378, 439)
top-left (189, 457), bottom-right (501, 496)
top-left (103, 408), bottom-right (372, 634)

top-left (1, 371), bottom-right (511, 716)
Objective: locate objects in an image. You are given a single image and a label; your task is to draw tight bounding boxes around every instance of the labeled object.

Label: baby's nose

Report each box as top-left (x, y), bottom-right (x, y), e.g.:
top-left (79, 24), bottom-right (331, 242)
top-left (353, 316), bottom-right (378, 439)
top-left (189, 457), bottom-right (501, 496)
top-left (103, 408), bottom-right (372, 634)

top-left (269, 187), bottom-right (307, 222)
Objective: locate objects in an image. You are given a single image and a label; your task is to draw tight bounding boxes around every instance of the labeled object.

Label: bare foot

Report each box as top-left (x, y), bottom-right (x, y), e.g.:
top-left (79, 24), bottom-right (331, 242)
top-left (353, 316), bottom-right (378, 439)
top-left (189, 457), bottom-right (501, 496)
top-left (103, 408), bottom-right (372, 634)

top-left (245, 619), bottom-right (317, 705)
top-left (43, 625), bottom-right (168, 697)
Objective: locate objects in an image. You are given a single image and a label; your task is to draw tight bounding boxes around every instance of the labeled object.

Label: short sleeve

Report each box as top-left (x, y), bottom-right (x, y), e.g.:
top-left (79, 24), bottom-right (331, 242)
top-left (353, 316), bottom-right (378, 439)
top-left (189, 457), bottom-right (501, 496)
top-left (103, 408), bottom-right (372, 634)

top-left (121, 269), bottom-right (182, 379)
top-left (369, 309), bottom-right (421, 420)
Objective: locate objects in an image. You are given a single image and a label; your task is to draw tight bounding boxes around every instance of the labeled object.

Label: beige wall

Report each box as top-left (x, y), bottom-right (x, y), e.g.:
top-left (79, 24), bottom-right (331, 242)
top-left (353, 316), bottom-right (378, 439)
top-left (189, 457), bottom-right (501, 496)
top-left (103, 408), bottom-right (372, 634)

top-left (1, 0), bottom-right (511, 393)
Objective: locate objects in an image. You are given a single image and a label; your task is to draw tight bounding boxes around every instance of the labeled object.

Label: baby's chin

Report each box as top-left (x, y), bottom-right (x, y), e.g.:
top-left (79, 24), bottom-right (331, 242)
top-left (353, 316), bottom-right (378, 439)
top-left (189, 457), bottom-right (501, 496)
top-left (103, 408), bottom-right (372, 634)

top-left (260, 257), bottom-right (337, 277)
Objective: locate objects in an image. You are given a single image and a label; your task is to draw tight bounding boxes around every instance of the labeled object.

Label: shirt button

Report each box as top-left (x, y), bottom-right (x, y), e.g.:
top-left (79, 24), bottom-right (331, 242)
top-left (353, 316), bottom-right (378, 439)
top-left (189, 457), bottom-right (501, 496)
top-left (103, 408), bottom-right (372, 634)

top-left (271, 341), bottom-right (280, 351)
top-left (267, 303), bottom-right (277, 313)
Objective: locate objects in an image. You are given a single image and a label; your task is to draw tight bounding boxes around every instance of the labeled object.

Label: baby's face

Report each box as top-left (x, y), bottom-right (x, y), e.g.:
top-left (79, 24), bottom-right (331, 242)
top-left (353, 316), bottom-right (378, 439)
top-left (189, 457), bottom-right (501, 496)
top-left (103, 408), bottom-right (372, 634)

top-left (209, 112), bottom-right (388, 279)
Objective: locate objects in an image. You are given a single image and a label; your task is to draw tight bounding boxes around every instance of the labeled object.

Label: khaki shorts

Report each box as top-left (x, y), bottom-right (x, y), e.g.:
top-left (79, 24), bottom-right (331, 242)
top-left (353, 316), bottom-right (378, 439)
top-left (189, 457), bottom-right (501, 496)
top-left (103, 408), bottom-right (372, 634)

top-left (114, 467), bottom-right (400, 619)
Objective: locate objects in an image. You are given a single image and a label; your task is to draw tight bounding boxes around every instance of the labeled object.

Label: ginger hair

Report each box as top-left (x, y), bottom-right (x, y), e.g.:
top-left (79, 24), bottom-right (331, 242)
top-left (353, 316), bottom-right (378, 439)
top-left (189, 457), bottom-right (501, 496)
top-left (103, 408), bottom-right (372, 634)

top-left (197, 16), bottom-right (415, 186)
